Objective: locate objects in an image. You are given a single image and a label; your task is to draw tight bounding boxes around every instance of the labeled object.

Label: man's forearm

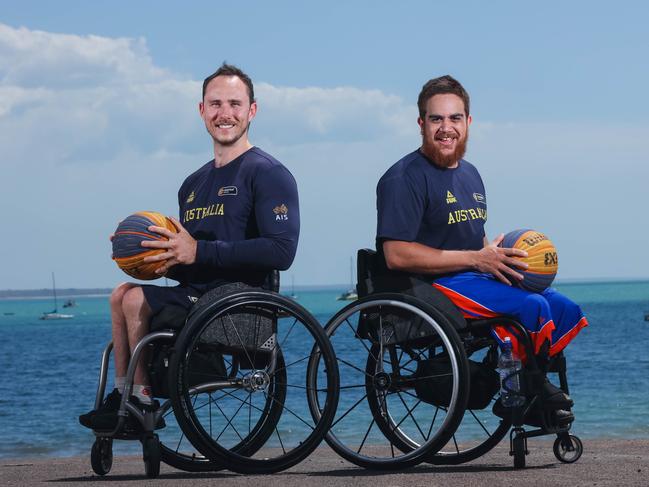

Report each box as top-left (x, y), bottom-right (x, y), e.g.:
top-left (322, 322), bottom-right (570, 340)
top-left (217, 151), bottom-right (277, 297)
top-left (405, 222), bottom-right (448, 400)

top-left (383, 240), bottom-right (478, 275)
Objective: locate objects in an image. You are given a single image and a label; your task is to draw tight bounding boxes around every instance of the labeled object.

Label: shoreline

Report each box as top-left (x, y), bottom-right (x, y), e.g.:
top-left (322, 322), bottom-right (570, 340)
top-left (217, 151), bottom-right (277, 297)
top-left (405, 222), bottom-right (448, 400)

top-left (1, 439), bottom-right (647, 486)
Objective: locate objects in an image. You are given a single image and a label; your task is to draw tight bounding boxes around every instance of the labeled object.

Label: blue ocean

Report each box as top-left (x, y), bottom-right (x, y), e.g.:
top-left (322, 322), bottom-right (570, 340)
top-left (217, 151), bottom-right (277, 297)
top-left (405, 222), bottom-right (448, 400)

top-left (0, 281), bottom-right (648, 460)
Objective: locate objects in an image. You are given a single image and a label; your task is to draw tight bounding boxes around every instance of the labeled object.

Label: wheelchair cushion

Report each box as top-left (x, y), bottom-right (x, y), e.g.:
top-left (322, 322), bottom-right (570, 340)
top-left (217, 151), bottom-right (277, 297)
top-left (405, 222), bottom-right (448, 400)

top-left (414, 357), bottom-right (499, 410)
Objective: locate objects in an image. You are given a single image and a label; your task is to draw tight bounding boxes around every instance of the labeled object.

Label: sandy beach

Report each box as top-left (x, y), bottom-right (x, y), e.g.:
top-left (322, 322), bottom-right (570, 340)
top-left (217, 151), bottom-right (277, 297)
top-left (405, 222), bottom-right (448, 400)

top-left (1, 439), bottom-right (647, 487)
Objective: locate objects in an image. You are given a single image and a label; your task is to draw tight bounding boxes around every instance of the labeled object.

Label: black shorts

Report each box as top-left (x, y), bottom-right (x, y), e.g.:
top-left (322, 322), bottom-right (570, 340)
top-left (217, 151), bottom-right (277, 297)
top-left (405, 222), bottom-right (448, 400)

top-left (141, 284), bottom-right (203, 316)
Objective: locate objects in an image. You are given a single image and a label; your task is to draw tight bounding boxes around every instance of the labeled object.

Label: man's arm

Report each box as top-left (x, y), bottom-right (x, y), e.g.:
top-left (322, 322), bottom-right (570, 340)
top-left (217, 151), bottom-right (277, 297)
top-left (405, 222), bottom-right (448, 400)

top-left (383, 234), bottom-right (528, 285)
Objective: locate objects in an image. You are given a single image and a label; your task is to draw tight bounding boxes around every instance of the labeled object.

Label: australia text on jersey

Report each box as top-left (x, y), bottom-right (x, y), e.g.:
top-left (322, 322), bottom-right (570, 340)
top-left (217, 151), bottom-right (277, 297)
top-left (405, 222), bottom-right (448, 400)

top-left (447, 207), bottom-right (487, 225)
top-left (183, 204), bottom-right (224, 223)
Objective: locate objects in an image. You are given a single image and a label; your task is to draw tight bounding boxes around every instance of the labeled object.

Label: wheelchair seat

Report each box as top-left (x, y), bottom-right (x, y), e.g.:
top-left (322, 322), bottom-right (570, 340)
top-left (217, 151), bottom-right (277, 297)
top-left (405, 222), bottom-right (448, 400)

top-left (356, 248), bottom-right (467, 331)
top-left (150, 270), bottom-right (281, 332)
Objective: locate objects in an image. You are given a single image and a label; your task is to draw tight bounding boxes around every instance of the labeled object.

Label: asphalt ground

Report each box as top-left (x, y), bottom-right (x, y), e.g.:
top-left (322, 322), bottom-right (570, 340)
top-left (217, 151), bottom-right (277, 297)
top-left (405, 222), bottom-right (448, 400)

top-left (1, 439), bottom-right (647, 487)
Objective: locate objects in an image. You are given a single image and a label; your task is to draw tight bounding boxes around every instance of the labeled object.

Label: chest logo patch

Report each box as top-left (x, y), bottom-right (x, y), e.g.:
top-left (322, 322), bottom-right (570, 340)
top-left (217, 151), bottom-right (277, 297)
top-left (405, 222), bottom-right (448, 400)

top-left (473, 193), bottom-right (486, 204)
top-left (186, 191), bottom-right (195, 203)
top-left (446, 191), bottom-right (457, 204)
top-left (218, 186), bottom-right (238, 196)
top-left (273, 204), bottom-right (289, 221)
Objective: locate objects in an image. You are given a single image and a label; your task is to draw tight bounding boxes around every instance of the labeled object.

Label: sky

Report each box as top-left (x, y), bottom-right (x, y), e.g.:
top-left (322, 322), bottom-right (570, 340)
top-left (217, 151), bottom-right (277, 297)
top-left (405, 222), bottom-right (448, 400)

top-left (1, 1), bottom-right (648, 290)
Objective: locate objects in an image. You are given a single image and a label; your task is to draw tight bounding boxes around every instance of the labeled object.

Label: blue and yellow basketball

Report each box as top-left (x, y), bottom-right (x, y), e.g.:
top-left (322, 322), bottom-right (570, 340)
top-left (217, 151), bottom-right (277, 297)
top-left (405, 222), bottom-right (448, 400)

top-left (112, 211), bottom-right (177, 280)
top-left (501, 229), bottom-right (558, 293)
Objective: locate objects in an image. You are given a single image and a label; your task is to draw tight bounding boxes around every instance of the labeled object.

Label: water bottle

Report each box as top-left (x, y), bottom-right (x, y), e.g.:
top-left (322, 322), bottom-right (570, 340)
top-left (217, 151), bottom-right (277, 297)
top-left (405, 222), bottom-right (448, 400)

top-left (498, 337), bottom-right (524, 407)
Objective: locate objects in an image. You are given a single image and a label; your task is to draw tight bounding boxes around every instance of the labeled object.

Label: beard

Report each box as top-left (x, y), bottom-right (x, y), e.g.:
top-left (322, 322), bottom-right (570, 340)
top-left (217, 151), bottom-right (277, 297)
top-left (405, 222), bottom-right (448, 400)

top-left (424, 133), bottom-right (469, 168)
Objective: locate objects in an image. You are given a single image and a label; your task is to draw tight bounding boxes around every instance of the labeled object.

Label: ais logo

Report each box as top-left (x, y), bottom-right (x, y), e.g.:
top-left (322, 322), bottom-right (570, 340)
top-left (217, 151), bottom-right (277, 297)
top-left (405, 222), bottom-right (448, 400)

top-left (273, 204), bottom-right (289, 221)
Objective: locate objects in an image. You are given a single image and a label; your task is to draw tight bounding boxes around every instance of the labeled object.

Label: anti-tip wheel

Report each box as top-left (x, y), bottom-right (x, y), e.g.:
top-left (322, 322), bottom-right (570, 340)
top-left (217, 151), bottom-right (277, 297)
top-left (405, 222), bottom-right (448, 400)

top-left (553, 434), bottom-right (583, 463)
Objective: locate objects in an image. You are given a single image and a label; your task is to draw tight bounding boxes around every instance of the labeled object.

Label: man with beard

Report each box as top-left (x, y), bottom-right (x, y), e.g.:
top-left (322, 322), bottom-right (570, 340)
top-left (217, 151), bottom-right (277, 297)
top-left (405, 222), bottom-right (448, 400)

top-left (376, 75), bottom-right (587, 413)
top-left (80, 63), bottom-right (300, 430)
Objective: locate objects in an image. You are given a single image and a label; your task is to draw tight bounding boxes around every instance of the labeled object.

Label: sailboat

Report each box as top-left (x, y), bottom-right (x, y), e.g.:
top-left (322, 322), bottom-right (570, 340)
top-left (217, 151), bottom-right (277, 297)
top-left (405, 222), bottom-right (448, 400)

top-left (337, 257), bottom-right (358, 301)
top-left (40, 272), bottom-right (74, 320)
top-left (289, 275), bottom-right (298, 299)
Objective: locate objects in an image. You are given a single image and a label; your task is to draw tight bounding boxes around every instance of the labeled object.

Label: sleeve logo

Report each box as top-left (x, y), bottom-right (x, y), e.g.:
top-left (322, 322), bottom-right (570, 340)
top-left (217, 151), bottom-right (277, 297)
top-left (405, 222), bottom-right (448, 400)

top-left (273, 204), bottom-right (289, 221)
top-left (186, 191), bottom-right (195, 203)
top-left (473, 193), bottom-right (486, 204)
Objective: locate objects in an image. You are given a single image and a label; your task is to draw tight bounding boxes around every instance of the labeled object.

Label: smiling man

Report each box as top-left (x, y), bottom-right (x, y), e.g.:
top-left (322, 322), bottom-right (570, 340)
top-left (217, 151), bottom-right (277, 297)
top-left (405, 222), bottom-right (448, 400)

top-left (80, 63), bottom-right (300, 430)
top-left (375, 75), bottom-right (587, 415)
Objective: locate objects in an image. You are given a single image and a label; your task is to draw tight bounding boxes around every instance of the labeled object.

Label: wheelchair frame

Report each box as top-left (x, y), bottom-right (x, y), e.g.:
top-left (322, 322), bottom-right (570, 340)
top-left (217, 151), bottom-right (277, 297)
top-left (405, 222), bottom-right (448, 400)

top-left (314, 248), bottom-right (583, 470)
top-left (85, 281), bottom-right (339, 478)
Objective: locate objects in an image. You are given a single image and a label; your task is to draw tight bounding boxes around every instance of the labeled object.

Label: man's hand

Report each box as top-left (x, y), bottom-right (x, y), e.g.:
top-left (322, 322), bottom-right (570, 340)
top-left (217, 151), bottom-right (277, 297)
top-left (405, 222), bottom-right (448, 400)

top-left (475, 234), bottom-right (528, 285)
top-left (141, 217), bottom-right (197, 275)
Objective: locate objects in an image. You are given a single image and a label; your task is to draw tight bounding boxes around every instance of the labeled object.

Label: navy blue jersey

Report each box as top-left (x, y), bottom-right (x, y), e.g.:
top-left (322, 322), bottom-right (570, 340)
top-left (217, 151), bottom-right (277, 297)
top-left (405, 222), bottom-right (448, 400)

top-left (376, 149), bottom-right (486, 252)
top-left (170, 147), bottom-right (299, 290)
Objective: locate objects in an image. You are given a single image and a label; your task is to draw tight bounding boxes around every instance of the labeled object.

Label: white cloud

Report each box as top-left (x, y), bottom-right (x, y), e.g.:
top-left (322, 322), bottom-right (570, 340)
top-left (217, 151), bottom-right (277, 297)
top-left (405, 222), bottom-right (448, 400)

top-left (0, 22), bottom-right (647, 289)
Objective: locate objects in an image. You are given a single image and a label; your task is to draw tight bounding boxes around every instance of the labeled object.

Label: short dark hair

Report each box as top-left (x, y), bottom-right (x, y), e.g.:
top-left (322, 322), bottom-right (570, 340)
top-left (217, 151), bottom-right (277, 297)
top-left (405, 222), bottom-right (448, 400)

top-left (202, 63), bottom-right (255, 103)
top-left (417, 75), bottom-right (470, 119)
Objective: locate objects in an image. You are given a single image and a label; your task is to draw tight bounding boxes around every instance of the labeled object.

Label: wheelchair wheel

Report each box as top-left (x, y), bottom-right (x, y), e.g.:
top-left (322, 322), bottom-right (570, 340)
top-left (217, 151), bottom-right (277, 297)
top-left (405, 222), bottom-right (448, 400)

top-left (90, 437), bottom-right (113, 476)
top-left (429, 342), bottom-right (511, 465)
top-left (512, 432), bottom-right (526, 469)
top-left (142, 434), bottom-right (161, 478)
top-left (170, 291), bottom-right (339, 474)
top-left (156, 399), bottom-right (220, 472)
top-left (553, 434), bottom-right (583, 463)
top-left (308, 293), bottom-right (469, 470)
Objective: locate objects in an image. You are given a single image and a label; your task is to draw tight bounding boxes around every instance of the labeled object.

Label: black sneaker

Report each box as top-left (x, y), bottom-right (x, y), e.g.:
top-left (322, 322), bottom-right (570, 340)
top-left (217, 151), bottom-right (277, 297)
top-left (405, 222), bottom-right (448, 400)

top-left (79, 389), bottom-right (122, 430)
top-left (542, 378), bottom-right (573, 409)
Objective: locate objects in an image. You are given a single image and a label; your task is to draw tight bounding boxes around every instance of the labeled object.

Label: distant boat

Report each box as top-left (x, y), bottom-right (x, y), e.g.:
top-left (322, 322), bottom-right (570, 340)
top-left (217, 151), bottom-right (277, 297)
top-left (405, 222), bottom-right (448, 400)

top-left (62, 299), bottom-right (76, 308)
top-left (337, 257), bottom-right (358, 301)
top-left (40, 273), bottom-right (74, 320)
top-left (289, 275), bottom-right (298, 299)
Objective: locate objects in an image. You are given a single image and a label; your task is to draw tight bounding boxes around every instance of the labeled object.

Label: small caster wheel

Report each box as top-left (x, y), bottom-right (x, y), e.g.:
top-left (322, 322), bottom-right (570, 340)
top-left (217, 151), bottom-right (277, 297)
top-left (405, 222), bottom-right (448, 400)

top-left (143, 434), bottom-right (161, 478)
top-left (513, 435), bottom-right (526, 469)
top-left (553, 434), bottom-right (583, 463)
top-left (90, 438), bottom-right (113, 476)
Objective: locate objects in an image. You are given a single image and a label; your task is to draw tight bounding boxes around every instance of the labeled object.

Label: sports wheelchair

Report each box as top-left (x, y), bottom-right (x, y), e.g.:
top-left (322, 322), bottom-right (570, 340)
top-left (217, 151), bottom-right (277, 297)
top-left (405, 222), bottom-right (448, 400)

top-left (85, 273), bottom-right (339, 478)
top-left (305, 249), bottom-right (582, 470)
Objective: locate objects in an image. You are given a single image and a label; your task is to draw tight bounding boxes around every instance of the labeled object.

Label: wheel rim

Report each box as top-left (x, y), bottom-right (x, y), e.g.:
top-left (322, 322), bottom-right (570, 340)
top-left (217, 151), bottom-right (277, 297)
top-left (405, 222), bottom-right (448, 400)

top-left (173, 295), bottom-right (338, 472)
top-left (308, 296), bottom-right (468, 468)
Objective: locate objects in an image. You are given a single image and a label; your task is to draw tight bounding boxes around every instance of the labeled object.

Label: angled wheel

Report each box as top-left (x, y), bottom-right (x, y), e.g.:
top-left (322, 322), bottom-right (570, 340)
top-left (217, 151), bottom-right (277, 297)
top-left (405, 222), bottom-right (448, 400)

top-left (512, 433), bottom-right (526, 469)
top-left (90, 438), bottom-right (113, 476)
top-left (308, 293), bottom-right (469, 470)
top-left (142, 434), bottom-right (161, 478)
top-left (553, 434), bottom-right (583, 463)
top-left (429, 342), bottom-right (511, 465)
top-left (170, 291), bottom-right (339, 474)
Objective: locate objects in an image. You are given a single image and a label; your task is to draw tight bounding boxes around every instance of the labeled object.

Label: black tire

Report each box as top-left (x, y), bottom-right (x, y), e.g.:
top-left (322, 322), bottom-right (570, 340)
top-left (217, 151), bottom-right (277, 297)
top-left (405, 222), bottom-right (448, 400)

top-left (308, 293), bottom-right (469, 470)
top-left (143, 434), bottom-right (161, 478)
top-left (90, 438), bottom-right (113, 476)
top-left (513, 434), bottom-right (526, 469)
top-left (430, 342), bottom-right (511, 465)
top-left (170, 291), bottom-right (339, 474)
top-left (553, 434), bottom-right (583, 463)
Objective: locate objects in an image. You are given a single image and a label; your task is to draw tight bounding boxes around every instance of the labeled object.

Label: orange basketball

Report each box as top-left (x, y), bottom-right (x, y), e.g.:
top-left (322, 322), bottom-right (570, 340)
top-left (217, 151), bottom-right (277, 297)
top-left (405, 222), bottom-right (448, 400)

top-left (501, 229), bottom-right (558, 293)
top-left (112, 211), bottom-right (178, 280)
